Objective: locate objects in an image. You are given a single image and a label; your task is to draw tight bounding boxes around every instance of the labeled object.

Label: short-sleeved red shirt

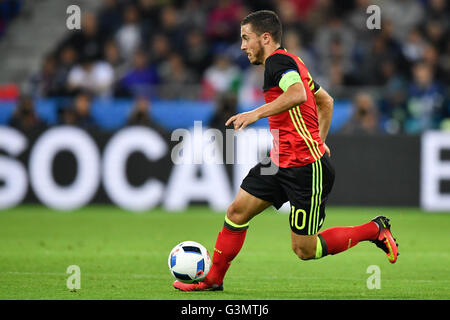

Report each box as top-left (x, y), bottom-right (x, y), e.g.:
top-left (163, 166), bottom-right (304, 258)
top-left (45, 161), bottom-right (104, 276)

top-left (263, 47), bottom-right (324, 168)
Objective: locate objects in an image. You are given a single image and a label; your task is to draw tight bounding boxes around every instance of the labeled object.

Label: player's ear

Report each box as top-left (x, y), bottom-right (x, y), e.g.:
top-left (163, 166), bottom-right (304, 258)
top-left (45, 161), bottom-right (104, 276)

top-left (262, 32), bottom-right (271, 45)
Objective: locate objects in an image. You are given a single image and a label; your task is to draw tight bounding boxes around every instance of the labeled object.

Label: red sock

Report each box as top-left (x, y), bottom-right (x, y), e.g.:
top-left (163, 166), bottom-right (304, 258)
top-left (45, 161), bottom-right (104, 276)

top-left (319, 221), bottom-right (379, 255)
top-left (205, 225), bottom-right (247, 285)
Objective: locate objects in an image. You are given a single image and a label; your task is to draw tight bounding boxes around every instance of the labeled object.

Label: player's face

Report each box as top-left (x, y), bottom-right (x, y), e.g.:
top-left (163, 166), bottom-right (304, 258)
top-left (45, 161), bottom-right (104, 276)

top-left (240, 24), bottom-right (264, 65)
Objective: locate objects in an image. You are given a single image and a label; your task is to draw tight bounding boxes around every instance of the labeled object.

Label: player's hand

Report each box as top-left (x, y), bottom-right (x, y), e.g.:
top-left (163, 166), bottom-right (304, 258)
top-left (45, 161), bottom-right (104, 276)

top-left (324, 143), bottom-right (331, 157)
top-left (225, 111), bottom-right (260, 131)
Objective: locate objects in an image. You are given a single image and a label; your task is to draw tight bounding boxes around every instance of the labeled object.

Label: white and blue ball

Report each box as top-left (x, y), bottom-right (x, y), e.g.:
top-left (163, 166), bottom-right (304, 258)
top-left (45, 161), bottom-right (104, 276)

top-left (168, 241), bottom-right (211, 283)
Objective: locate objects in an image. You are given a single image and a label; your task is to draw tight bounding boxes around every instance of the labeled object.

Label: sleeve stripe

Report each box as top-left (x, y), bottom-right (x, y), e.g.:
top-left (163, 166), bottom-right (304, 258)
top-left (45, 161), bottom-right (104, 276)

top-left (282, 69), bottom-right (298, 76)
top-left (314, 86), bottom-right (322, 95)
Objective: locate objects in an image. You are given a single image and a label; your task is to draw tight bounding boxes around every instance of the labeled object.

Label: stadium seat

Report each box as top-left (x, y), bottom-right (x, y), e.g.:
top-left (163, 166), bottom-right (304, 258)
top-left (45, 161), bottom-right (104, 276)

top-left (0, 101), bottom-right (16, 124)
top-left (90, 98), bottom-right (134, 130)
top-left (151, 100), bottom-right (216, 131)
top-left (35, 99), bottom-right (58, 125)
top-left (330, 101), bottom-right (353, 133)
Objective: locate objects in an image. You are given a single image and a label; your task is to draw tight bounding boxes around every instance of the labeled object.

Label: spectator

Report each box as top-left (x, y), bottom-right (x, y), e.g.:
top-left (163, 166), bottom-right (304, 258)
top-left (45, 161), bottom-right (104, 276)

top-left (65, 92), bottom-right (96, 130)
top-left (9, 95), bottom-right (44, 132)
top-left (283, 29), bottom-right (317, 76)
top-left (178, 0), bottom-right (208, 30)
top-left (379, 0), bottom-right (424, 41)
top-left (30, 54), bottom-right (64, 97)
top-left (275, 0), bottom-right (309, 36)
top-left (305, 0), bottom-right (333, 31)
top-left (378, 60), bottom-right (409, 134)
top-left (210, 92), bottom-right (238, 133)
top-left (376, 19), bottom-right (408, 75)
top-left (59, 105), bottom-right (76, 126)
top-left (425, 0), bottom-right (448, 30)
top-left (103, 40), bottom-right (127, 82)
top-left (202, 53), bottom-right (240, 99)
top-left (54, 45), bottom-right (79, 95)
top-left (318, 60), bottom-right (345, 92)
top-left (148, 33), bottom-right (171, 66)
top-left (422, 44), bottom-right (446, 82)
top-left (402, 29), bottom-right (426, 64)
top-left (348, 0), bottom-right (373, 42)
top-left (340, 93), bottom-right (381, 135)
top-left (359, 34), bottom-right (402, 86)
top-left (314, 16), bottom-right (355, 78)
top-left (67, 55), bottom-right (115, 97)
top-left (59, 12), bottom-right (105, 61)
top-left (117, 49), bottom-right (159, 98)
top-left (223, 38), bottom-right (251, 71)
top-left (97, 0), bottom-right (122, 38)
top-left (127, 96), bottom-right (152, 126)
top-left (379, 59), bottom-right (406, 88)
top-left (422, 20), bottom-right (447, 54)
top-left (127, 96), bottom-right (167, 134)
top-left (282, 0), bottom-right (318, 21)
top-left (138, 0), bottom-right (162, 39)
top-left (127, 96), bottom-right (153, 125)
top-left (438, 42), bottom-right (450, 85)
top-left (380, 90), bottom-right (408, 135)
top-left (183, 28), bottom-right (212, 75)
top-left (157, 5), bottom-right (184, 49)
top-left (158, 53), bottom-right (198, 99)
top-left (404, 62), bottom-right (446, 133)
top-left (206, 0), bottom-right (243, 44)
top-left (115, 4), bottom-right (142, 60)
top-left (238, 66), bottom-right (264, 106)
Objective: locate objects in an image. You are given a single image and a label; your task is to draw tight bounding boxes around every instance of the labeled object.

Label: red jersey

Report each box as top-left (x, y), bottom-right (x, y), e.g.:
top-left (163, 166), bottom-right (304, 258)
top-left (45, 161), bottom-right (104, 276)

top-left (263, 47), bottom-right (324, 168)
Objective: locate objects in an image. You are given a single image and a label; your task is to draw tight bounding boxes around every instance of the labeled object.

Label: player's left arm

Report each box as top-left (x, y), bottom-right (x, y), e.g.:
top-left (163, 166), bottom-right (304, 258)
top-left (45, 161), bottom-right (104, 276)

top-left (314, 84), bottom-right (333, 157)
top-left (226, 72), bottom-right (307, 130)
top-left (315, 86), bottom-right (333, 139)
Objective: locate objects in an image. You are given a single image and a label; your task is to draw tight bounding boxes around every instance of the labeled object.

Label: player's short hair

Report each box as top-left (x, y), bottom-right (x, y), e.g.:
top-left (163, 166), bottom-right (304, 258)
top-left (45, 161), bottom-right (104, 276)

top-left (241, 10), bottom-right (282, 44)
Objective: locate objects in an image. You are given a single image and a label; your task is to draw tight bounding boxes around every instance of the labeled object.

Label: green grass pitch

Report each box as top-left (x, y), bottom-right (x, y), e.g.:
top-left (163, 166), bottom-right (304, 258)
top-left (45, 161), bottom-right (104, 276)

top-left (0, 205), bottom-right (449, 300)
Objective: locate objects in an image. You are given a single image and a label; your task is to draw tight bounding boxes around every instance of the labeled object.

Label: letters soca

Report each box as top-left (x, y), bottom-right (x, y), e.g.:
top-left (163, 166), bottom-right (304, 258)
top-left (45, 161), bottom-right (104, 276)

top-left (1, 126), bottom-right (447, 211)
top-left (0, 125), bottom-right (278, 212)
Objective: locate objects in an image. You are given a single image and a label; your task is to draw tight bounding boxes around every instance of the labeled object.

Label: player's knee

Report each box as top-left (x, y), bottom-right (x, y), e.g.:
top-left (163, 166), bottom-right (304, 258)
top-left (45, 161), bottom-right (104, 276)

top-left (292, 245), bottom-right (315, 261)
top-left (226, 202), bottom-right (247, 226)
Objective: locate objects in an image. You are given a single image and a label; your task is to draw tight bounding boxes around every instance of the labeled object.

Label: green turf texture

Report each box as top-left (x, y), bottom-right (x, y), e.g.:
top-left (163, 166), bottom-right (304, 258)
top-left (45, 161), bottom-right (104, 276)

top-left (0, 205), bottom-right (449, 300)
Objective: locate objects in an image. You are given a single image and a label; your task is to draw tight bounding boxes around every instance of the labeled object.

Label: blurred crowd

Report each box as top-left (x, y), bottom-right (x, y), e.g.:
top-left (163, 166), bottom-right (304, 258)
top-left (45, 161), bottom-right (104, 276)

top-left (10, 0), bottom-right (450, 134)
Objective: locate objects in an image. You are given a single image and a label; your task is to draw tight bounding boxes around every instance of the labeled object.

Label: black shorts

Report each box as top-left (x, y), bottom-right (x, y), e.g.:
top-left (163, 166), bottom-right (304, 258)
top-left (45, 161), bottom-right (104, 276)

top-left (240, 155), bottom-right (335, 235)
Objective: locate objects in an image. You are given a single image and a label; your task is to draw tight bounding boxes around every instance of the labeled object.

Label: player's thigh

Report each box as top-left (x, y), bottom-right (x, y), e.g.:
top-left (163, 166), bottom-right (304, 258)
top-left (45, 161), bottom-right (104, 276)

top-left (288, 200), bottom-right (327, 236)
top-left (240, 159), bottom-right (287, 210)
top-left (283, 157), bottom-right (333, 236)
top-left (227, 188), bottom-right (272, 225)
top-left (231, 159), bottom-right (287, 225)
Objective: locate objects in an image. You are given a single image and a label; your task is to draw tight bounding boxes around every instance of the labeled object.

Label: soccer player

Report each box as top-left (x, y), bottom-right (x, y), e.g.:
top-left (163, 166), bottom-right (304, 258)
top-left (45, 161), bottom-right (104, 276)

top-left (173, 10), bottom-right (398, 292)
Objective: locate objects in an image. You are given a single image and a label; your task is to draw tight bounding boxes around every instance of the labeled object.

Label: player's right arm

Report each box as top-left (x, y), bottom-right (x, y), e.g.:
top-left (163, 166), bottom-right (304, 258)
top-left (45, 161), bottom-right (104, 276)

top-left (314, 85), bottom-right (334, 156)
top-left (225, 83), bottom-right (306, 131)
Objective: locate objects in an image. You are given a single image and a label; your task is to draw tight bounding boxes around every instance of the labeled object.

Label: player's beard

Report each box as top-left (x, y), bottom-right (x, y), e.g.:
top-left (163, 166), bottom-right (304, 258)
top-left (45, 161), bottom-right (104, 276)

top-left (251, 41), bottom-right (265, 65)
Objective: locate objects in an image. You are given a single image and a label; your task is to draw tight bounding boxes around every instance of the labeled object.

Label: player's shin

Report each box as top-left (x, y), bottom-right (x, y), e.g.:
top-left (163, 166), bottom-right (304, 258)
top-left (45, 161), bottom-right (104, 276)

top-left (316, 221), bottom-right (379, 256)
top-left (204, 217), bottom-right (248, 285)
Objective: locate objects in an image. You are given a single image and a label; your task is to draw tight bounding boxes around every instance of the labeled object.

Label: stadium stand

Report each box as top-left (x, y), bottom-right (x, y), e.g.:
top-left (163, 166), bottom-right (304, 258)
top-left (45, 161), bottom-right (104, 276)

top-left (0, 0), bottom-right (448, 134)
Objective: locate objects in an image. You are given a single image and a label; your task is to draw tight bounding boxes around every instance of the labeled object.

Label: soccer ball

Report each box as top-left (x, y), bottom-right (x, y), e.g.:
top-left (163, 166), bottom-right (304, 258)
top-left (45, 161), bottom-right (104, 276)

top-left (168, 241), bottom-right (211, 283)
